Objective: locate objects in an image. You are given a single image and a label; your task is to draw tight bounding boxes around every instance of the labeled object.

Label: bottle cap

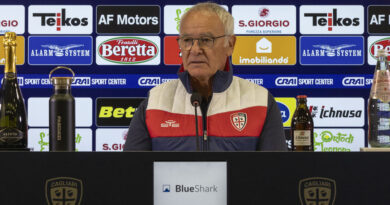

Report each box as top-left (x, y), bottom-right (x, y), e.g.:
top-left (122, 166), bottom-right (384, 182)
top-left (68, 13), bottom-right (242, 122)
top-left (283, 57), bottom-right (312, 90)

top-left (297, 95), bottom-right (307, 99)
top-left (377, 49), bottom-right (388, 58)
top-left (49, 66), bottom-right (75, 87)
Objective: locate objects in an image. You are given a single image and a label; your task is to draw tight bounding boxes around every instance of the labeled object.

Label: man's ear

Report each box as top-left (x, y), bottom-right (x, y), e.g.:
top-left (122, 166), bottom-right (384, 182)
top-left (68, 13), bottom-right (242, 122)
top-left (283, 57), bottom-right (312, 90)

top-left (227, 35), bottom-right (236, 56)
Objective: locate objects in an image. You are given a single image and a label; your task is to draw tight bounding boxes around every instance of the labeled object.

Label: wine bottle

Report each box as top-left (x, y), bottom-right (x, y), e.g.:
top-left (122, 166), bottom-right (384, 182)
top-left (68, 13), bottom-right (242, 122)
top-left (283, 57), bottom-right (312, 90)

top-left (291, 95), bottom-right (314, 151)
top-left (0, 32), bottom-right (28, 149)
top-left (49, 66), bottom-right (75, 151)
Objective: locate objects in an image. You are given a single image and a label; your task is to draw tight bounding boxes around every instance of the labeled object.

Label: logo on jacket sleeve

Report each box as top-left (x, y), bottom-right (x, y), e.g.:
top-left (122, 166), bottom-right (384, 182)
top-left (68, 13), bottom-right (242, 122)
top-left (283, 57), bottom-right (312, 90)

top-left (230, 112), bottom-right (247, 131)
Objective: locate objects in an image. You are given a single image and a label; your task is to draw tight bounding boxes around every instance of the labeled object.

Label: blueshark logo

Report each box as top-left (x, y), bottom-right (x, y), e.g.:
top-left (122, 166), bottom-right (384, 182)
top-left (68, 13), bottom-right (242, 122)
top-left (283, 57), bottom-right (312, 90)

top-left (300, 36), bottom-right (364, 65)
top-left (275, 77), bottom-right (297, 86)
top-left (162, 184), bottom-right (170, 192)
top-left (277, 102), bottom-right (290, 123)
top-left (28, 36), bottom-right (92, 65)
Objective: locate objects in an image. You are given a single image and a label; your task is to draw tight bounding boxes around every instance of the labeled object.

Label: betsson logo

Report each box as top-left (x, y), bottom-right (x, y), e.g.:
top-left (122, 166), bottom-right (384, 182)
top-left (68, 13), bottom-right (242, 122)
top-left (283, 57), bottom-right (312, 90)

top-left (342, 77), bottom-right (364, 86)
top-left (304, 8), bottom-right (360, 31)
top-left (275, 77), bottom-right (297, 86)
top-left (32, 9), bottom-right (88, 31)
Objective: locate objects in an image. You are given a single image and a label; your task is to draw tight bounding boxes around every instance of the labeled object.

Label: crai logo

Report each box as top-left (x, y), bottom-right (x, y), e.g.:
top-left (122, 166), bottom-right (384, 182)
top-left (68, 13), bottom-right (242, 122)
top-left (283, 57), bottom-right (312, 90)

top-left (314, 130), bottom-right (354, 152)
top-left (45, 177), bottom-right (83, 205)
top-left (38, 131), bottom-right (82, 151)
top-left (299, 177), bottom-right (336, 205)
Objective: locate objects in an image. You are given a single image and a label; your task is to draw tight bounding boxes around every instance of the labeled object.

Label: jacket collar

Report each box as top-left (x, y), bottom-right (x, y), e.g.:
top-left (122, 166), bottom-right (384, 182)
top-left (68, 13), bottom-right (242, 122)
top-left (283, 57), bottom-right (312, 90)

top-left (177, 58), bottom-right (233, 94)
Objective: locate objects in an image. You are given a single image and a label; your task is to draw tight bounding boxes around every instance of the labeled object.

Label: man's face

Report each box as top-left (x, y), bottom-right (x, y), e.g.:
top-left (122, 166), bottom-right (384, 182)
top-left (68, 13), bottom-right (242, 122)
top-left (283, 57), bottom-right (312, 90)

top-left (179, 11), bottom-right (235, 83)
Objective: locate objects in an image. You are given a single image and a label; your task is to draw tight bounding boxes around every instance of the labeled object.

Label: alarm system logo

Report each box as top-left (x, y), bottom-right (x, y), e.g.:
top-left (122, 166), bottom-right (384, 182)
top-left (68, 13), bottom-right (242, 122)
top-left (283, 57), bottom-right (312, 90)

top-left (45, 177), bottom-right (83, 205)
top-left (299, 177), bottom-right (336, 205)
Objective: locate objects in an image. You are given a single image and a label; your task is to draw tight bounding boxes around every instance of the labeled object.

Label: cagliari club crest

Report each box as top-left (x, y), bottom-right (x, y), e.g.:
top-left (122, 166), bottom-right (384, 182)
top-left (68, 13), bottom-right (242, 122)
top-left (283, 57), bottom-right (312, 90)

top-left (45, 177), bottom-right (83, 205)
top-left (230, 112), bottom-right (247, 131)
top-left (299, 177), bottom-right (336, 205)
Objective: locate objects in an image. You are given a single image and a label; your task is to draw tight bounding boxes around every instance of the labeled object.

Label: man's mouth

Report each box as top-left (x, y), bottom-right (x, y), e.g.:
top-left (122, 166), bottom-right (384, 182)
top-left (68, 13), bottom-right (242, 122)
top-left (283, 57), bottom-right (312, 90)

top-left (189, 61), bottom-right (206, 64)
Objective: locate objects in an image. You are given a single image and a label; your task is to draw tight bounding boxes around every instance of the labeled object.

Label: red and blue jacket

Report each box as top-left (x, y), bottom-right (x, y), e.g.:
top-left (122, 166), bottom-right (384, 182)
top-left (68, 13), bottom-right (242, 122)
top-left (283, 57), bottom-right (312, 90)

top-left (124, 60), bottom-right (287, 151)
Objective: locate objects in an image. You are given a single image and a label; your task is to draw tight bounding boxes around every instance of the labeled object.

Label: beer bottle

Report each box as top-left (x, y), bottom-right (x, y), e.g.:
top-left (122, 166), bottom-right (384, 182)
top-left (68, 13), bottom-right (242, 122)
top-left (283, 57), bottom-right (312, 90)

top-left (291, 95), bottom-right (314, 151)
top-left (368, 49), bottom-right (390, 147)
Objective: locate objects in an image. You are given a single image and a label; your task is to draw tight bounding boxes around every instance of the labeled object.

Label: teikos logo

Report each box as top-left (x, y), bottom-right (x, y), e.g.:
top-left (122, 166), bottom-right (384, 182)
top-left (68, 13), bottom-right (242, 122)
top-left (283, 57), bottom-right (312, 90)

top-left (300, 5), bottom-right (364, 34)
top-left (307, 97), bottom-right (364, 127)
top-left (300, 36), bottom-right (364, 65)
top-left (368, 6), bottom-right (390, 34)
top-left (96, 98), bottom-right (144, 126)
top-left (275, 97), bottom-right (296, 127)
top-left (233, 5), bottom-right (296, 34)
top-left (45, 177), bottom-right (83, 205)
top-left (232, 36), bottom-right (296, 65)
top-left (97, 5), bottom-right (160, 34)
top-left (0, 6), bottom-right (25, 34)
top-left (0, 36), bottom-right (24, 65)
top-left (96, 36), bottom-right (160, 65)
top-left (28, 5), bottom-right (92, 34)
top-left (367, 36), bottom-right (390, 65)
top-left (299, 177), bottom-right (336, 205)
top-left (28, 36), bottom-right (92, 65)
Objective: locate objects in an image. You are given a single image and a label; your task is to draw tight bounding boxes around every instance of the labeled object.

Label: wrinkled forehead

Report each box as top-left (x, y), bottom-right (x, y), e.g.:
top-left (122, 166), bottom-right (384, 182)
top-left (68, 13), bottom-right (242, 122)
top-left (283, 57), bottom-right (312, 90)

top-left (179, 11), bottom-right (224, 36)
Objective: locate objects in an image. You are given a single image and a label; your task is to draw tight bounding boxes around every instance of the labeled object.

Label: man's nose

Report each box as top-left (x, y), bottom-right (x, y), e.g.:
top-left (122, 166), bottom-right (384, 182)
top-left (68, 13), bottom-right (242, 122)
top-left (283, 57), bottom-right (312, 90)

top-left (190, 39), bottom-right (202, 54)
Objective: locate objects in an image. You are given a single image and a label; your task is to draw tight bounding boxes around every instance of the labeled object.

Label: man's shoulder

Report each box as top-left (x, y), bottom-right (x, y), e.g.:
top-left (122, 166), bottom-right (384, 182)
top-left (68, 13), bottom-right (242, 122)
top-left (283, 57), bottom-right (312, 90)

top-left (149, 79), bottom-right (180, 94)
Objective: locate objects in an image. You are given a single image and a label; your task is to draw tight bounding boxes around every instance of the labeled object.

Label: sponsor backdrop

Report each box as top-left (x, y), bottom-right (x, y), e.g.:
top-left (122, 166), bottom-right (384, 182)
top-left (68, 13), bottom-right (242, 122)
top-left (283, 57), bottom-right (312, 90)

top-left (0, 0), bottom-right (388, 151)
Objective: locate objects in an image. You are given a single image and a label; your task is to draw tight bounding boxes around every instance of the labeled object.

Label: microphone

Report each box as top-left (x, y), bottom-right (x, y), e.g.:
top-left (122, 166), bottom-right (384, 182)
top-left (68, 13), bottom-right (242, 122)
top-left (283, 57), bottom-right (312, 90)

top-left (190, 92), bottom-right (202, 151)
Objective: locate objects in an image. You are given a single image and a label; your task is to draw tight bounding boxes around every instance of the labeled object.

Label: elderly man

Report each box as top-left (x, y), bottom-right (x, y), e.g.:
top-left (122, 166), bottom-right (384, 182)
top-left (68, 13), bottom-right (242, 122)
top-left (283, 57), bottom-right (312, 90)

top-left (124, 2), bottom-right (287, 151)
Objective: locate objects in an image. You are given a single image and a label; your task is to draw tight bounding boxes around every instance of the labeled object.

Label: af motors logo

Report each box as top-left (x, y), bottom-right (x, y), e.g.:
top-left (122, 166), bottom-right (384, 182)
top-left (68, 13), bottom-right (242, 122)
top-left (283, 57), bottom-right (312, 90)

top-left (164, 5), bottom-right (228, 34)
top-left (28, 36), bottom-right (92, 65)
top-left (0, 36), bottom-right (24, 65)
top-left (300, 5), bottom-right (364, 34)
top-left (96, 36), bottom-right (160, 65)
top-left (368, 6), bottom-right (390, 34)
top-left (233, 5), bottom-right (296, 34)
top-left (0, 6), bottom-right (25, 34)
top-left (275, 97), bottom-right (296, 127)
top-left (232, 36), bottom-right (296, 65)
top-left (367, 36), bottom-right (390, 65)
top-left (300, 36), bottom-right (364, 65)
top-left (97, 5), bottom-right (160, 34)
top-left (307, 97), bottom-right (364, 127)
top-left (28, 5), bottom-right (92, 34)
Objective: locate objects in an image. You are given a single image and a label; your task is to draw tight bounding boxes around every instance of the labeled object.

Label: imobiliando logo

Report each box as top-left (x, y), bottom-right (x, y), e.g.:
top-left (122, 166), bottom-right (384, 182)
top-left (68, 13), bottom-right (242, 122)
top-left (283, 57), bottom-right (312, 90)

top-left (232, 36), bottom-right (296, 65)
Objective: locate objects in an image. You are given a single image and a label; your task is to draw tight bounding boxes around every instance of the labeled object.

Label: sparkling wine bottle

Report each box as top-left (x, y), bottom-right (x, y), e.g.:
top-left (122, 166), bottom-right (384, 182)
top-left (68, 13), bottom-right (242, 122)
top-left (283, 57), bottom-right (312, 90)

top-left (0, 32), bottom-right (28, 149)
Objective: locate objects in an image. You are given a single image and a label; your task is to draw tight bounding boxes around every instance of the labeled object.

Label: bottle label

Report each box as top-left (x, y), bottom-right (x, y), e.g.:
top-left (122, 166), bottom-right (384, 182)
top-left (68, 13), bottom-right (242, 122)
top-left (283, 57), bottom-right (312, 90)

top-left (0, 128), bottom-right (24, 143)
top-left (370, 70), bottom-right (390, 103)
top-left (294, 130), bottom-right (311, 146)
top-left (378, 135), bottom-right (390, 144)
top-left (378, 102), bottom-right (390, 111)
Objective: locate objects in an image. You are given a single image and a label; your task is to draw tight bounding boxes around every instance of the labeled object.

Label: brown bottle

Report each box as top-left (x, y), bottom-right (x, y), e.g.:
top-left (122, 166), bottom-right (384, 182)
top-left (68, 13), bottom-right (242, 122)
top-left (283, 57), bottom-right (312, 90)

top-left (291, 95), bottom-right (314, 151)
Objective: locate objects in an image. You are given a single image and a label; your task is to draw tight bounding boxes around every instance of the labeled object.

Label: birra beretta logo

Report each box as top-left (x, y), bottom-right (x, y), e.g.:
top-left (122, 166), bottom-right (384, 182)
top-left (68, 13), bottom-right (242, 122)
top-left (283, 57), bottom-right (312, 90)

top-left (29, 5), bottom-right (92, 34)
top-left (97, 5), bottom-right (160, 34)
top-left (96, 36), bottom-right (160, 65)
top-left (368, 6), bottom-right (390, 34)
top-left (45, 177), bottom-right (83, 205)
top-left (233, 5), bottom-right (296, 34)
top-left (300, 36), bottom-right (364, 65)
top-left (300, 5), bottom-right (364, 34)
top-left (0, 6), bottom-right (25, 34)
top-left (299, 177), bottom-right (336, 205)
top-left (367, 36), bottom-right (390, 65)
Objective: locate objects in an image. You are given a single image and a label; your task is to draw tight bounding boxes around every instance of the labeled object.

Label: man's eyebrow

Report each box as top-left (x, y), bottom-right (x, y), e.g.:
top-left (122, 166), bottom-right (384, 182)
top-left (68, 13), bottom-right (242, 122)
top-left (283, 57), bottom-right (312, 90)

top-left (179, 33), bottom-right (215, 37)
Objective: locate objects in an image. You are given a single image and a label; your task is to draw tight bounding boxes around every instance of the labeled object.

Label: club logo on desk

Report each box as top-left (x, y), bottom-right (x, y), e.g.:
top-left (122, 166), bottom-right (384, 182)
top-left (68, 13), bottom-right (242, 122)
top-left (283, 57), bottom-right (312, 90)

top-left (45, 177), bottom-right (83, 205)
top-left (230, 112), bottom-right (247, 131)
top-left (299, 177), bottom-right (336, 205)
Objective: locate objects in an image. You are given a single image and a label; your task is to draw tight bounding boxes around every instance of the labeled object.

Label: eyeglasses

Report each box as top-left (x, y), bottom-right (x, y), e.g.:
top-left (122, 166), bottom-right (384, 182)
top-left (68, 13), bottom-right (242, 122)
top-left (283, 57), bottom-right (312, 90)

top-left (177, 35), bottom-right (226, 51)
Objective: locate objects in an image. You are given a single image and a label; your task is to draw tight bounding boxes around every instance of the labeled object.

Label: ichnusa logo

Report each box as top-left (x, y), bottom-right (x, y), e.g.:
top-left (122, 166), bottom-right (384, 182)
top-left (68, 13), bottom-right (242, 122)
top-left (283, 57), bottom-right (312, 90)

top-left (367, 36), bottom-right (390, 65)
top-left (232, 36), bottom-right (296, 65)
top-left (300, 5), bottom-right (364, 34)
top-left (28, 36), bottom-right (92, 65)
top-left (28, 5), bottom-right (92, 34)
top-left (300, 36), bottom-right (364, 65)
top-left (96, 36), bottom-right (160, 65)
